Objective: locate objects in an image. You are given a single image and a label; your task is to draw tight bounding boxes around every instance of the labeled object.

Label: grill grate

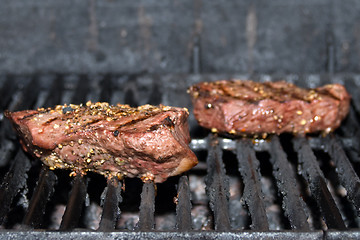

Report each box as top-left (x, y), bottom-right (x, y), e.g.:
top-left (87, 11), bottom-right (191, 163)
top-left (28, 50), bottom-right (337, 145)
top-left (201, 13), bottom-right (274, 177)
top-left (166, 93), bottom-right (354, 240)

top-left (59, 175), bottom-right (87, 230)
top-left (175, 175), bottom-right (192, 231)
top-left (98, 177), bottom-right (122, 231)
top-left (268, 136), bottom-right (310, 230)
top-left (137, 182), bottom-right (156, 231)
top-left (293, 137), bottom-right (346, 229)
top-left (22, 167), bottom-right (57, 229)
top-left (0, 74), bottom-right (360, 239)
top-left (236, 138), bottom-right (269, 231)
top-left (205, 135), bottom-right (231, 231)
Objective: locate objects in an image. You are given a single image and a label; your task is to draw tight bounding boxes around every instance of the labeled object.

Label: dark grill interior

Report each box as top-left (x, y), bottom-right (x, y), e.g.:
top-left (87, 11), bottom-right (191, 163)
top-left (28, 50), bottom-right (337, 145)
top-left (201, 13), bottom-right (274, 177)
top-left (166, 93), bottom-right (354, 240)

top-left (1, 74), bottom-right (360, 239)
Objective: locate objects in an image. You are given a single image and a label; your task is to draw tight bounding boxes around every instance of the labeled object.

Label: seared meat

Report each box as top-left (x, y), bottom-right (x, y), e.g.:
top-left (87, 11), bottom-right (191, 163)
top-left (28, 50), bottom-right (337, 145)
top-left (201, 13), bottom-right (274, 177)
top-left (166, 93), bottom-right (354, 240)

top-left (5, 102), bottom-right (198, 183)
top-left (188, 80), bottom-right (350, 136)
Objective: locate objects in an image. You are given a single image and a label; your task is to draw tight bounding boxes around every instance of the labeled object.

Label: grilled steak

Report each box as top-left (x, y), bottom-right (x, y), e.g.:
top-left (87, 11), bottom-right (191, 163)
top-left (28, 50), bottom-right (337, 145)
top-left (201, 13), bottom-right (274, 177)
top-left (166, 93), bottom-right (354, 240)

top-left (188, 80), bottom-right (350, 136)
top-left (5, 102), bottom-right (198, 183)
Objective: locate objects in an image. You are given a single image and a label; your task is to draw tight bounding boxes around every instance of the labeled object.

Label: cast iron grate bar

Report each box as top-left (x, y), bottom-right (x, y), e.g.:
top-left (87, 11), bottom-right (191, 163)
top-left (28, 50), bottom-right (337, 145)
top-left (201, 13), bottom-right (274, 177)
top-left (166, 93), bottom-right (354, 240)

top-left (236, 139), bottom-right (269, 231)
top-left (268, 136), bottom-right (310, 230)
top-left (98, 177), bottom-right (122, 231)
top-left (176, 175), bottom-right (192, 231)
top-left (21, 166), bottom-right (57, 229)
top-left (293, 137), bottom-right (346, 230)
top-left (137, 182), bottom-right (155, 231)
top-left (325, 135), bottom-right (360, 215)
top-left (0, 150), bottom-right (31, 225)
top-left (59, 175), bottom-right (88, 230)
top-left (205, 135), bottom-right (231, 231)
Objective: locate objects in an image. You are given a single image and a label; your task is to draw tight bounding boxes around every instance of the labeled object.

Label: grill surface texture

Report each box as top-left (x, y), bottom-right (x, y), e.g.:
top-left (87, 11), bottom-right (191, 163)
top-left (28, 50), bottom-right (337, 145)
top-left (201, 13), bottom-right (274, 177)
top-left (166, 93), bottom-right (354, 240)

top-left (0, 74), bottom-right (360, 240)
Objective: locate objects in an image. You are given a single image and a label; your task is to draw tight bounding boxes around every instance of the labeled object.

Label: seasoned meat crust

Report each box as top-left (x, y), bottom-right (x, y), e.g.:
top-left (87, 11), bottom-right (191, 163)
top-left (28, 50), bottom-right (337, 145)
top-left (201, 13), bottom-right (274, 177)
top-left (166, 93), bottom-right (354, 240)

top-left (5, 102), bottom-right (198, 183)
top-left (188, 80), bottom-right (351, 136)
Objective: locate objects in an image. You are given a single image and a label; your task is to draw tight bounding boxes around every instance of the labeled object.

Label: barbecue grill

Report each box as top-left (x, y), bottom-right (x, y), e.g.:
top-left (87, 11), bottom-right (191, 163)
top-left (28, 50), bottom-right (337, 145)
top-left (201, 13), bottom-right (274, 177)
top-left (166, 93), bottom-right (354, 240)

top-left (2, 1), bottom-right (360, 239)
top-left (1, 74), bottom-right (360, 240)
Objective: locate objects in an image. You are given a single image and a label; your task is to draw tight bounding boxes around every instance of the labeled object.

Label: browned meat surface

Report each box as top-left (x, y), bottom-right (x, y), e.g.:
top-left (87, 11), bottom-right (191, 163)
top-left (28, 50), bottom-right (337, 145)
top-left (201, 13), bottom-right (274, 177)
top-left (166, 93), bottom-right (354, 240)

top-left (5, 102), bottom-right (198, 183)
top-left (188, 80), bottom-right (351, 136)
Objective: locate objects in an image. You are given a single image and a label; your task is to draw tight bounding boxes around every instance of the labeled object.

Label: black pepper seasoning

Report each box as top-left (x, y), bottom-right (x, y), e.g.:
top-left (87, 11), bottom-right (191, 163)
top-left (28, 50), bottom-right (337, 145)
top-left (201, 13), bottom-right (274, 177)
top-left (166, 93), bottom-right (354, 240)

top-left (113, 130), bottom-right (119, 137)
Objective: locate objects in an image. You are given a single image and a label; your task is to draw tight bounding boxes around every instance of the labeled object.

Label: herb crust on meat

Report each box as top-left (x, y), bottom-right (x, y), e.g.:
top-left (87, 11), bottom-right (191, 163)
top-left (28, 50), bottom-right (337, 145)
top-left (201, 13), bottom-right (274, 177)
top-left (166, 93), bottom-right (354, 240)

top-left (188, 80), bottom-right (350, 136)
top-left (5, 101), bottom-right (198, 183)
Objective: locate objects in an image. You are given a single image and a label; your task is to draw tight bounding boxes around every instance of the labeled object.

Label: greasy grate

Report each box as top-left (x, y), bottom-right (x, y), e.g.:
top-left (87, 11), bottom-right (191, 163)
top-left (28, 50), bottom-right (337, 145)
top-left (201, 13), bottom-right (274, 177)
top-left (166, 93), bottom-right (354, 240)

top-left (0, 74), bottom-right (360, 239)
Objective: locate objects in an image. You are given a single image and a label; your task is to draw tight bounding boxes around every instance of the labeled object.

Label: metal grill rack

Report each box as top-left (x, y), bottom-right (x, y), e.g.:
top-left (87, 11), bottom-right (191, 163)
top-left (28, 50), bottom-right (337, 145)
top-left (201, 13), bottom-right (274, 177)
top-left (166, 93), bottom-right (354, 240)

top-left (0, 74), bottom-right (360, 239)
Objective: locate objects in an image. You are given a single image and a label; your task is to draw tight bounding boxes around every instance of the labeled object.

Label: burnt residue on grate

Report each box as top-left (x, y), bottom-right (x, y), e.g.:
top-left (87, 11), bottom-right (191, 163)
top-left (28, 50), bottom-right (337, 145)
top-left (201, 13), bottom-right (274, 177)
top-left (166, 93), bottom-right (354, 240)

top-left (236, 139), bottom-right (269, 231)
top-left (0, 74), bottom-right (360, 239)
top-left (205, 135), bottom-right (231, 231)
top-left (268, 136), bottom-right (310, 230)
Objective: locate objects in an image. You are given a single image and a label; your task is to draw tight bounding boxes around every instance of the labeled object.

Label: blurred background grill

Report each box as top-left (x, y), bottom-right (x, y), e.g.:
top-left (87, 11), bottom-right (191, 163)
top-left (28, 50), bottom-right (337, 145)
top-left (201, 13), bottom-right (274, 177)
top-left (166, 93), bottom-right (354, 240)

top-left (1, 1), bottom-right (360, 239)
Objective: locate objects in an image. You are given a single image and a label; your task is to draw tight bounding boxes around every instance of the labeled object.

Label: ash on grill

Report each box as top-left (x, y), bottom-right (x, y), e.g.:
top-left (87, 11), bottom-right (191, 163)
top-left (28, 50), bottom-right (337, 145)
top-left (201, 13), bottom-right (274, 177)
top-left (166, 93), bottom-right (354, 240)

top-left (1, 74), bottom-right (360, 239)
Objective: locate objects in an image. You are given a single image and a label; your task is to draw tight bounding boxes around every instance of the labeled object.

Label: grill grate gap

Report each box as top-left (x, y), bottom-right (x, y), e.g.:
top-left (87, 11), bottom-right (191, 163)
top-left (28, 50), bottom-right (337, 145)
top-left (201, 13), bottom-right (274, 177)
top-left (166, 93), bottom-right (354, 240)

top-left (154, 177), bottom-right (178, 231)
top-left (137, 182), bottom-right (155, 230)
top-left (21, 167), bottom-right (57, 229)
top-left (117, 178), bottom-right (142, 230)
top-left (59, 175), bottom-right (88, 230)
top-left (44, 170), bottom-right (74, 230)
top-left (98, 177), bottom-right (122, 231)
top-left (256, 150), bottom-right (289, 230)
top-left (222, 150), bottom-right (249, 230)
top-left (187, 150), bottom-right (210, 231)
